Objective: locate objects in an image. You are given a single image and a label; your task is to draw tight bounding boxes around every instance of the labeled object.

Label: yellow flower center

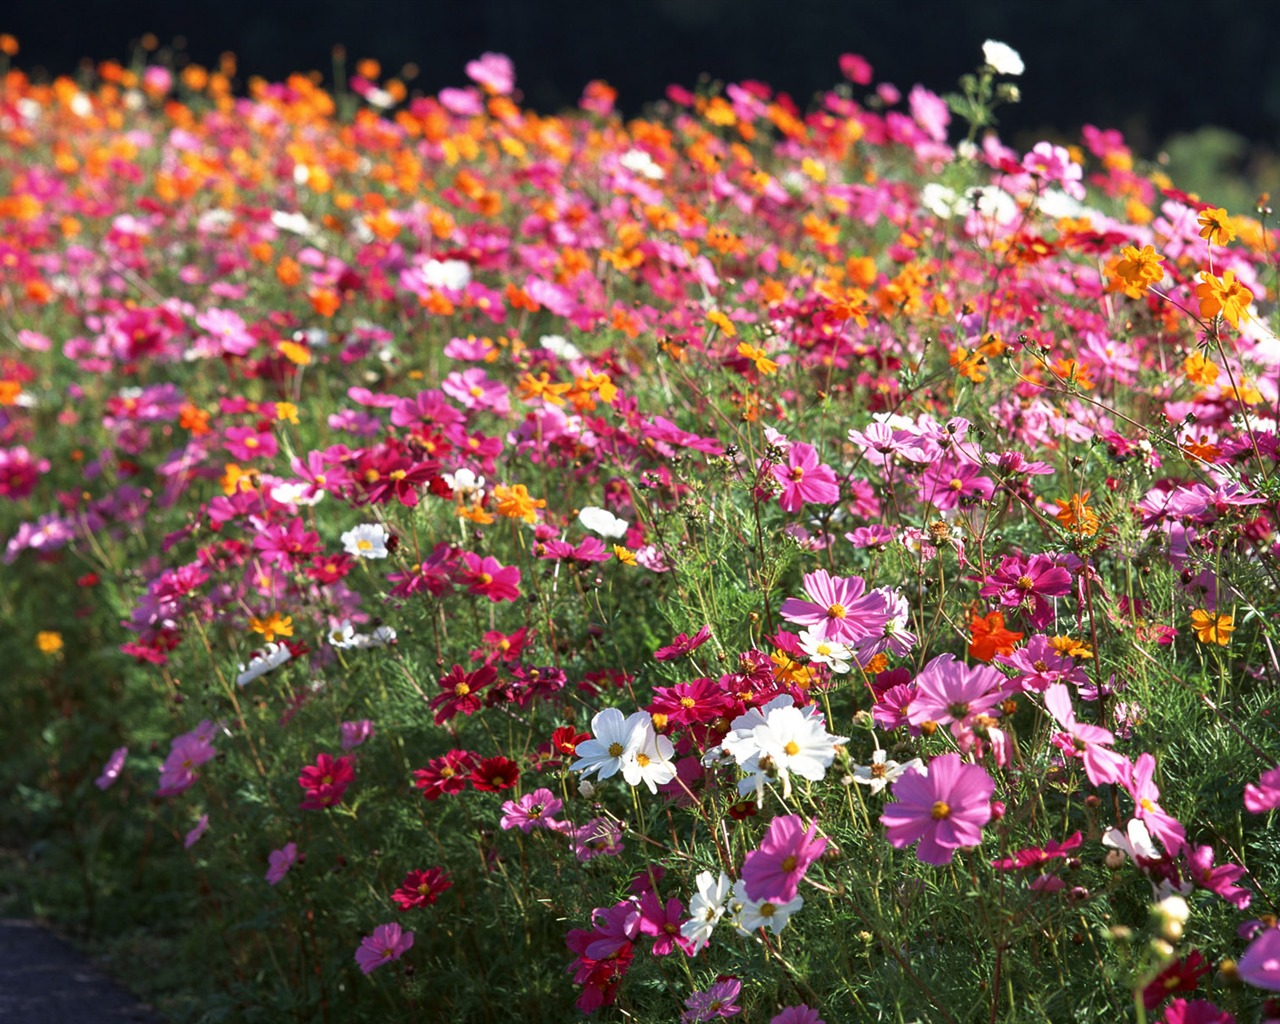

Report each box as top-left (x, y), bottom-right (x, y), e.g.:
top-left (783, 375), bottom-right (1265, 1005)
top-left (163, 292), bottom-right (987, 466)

top-left (783, 740), bottom-right (801, 756)
top-left (759, 902), bottom-right (776, 917)
top-left (931, 801), bottom-right (951, 820)
top-left (607, 742), bottom-right (625, 757)
top-left (827, 603), bottom-right (846, 619)
top-left (635, 753), bottom-right (651, 767)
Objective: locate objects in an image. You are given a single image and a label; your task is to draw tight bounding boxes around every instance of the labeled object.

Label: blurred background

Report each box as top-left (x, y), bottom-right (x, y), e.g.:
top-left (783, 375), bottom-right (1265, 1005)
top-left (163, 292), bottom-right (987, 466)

top-left (6, 0), bottom-right (1280, 206)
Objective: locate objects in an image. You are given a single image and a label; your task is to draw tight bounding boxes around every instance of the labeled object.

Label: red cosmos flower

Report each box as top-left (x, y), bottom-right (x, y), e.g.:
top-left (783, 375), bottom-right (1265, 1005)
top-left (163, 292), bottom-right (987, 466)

top-left (470, 626), bottom-right (532, 664)
top-left (297, 753), bottom-right (355, 810)
top-left (550, 726), bottom-right (591, 757)
top-left (428, 664), bottom-right (497, 724)
top-left (1142, 951), bottom-right (1211, 1011)
top-left (413, 750), bottom-right (478, 801)
top-left (460, 552), bottom-right (521, 602)
top-left (391, 867), bottom-right (453, 911)
top-left (355, 443), bottom-right (442, 507)
top-left (469, 755), bottom-right (520, 792)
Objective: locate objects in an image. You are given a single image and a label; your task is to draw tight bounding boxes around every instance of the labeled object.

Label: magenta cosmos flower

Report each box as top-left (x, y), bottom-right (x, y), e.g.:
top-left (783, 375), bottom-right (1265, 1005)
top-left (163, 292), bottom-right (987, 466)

top-left (1245, 765), bottom-right (1280, 814)
top-left (354, 922), bottom-right (414, 974)
top-left (297, 753), bottom-right (355, 810)
top-left (881, 753), bottom-right (995, 865)
top-left (742, 814), bottom-right (828, 903)
top-left (771, 442), bottom-right (840, 513)
top-left (265, 842), bottom-right (297, 885)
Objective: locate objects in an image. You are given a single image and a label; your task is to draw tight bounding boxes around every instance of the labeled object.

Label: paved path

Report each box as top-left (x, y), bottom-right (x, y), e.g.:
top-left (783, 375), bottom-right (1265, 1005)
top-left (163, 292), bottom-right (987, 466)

top-left (0, 919), bottom-right (165, 1022)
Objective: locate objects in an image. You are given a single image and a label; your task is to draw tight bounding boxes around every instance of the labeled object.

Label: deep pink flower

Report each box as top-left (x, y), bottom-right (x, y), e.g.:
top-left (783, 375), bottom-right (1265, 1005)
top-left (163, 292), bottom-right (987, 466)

top-left (742, 815), bottom-right (828, 903)
top-left (636, 891), bottom-right (690, 956)
top-left (654, 624), bottom-right (713, 661)
top-left (429, 664), bottom-right (496, 723)
top-left (881, 753), bottom-right (995, 865)
top-left (682, 978), bottom-right (741, 1022)
top-left (771, 442), bottom-right (840, 513)
top-left (183, 814), bottom-right (209, 849)
top-left (1239, 927), bottom-right (1280, 992)
top-left (157, 724), bottom-right (217, 797)
top-left (1184, 844), bottom-right (1251, 909)
top-left (1159, 999), bottom-right (1235, 1024)
top-left (1143, 951), bottom-right (1210, 1010)
top-left (907, 654), bottom-right (1005, 736)
top-left (222, 425), bottom-right (277, 461)
top-left (354, 922), bottom-right (414, 974)
top-left (1245, 766), bottom-right (1280, 814)
top-left (391, 867), bottom-right (452, 910)
top-left (992, 831), bottom-right (1082, 871)
top-left (585, 900), bottom-right (642, 959)
top-left (297, 753), bottom-right (355, 810)
top-left (460, 552), bottom-right (521, 602)
top-left (340, 719), bottom-right (374, 751)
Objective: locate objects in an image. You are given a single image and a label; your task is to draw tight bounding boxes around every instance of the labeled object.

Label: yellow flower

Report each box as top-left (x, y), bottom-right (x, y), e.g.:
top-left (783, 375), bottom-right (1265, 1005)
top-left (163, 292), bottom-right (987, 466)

top-left (706, 310), bottom-right (737, 338)
top-left (1196, 270), bottom-right (1253, 329)
top-left (1190, 609), bottom-right (1233, 646)
top-left (1197, 207), bottom-right (1236, 247)
top-left (275, 401), bottom-right (300, 424)
top-left (36, 631), bottom-right (63, 654)
top-left (612, 545), bottom-right (637, 566)
top-left (736, 342), bottom-right (778, 375)
top-left (249, 612), bottom-right (293, 643)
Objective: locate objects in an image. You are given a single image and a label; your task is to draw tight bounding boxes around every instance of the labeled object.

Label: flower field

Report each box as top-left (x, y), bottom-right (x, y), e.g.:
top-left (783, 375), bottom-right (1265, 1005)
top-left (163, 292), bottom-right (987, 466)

top-left (4, 34), bottom-right (1280, 1023)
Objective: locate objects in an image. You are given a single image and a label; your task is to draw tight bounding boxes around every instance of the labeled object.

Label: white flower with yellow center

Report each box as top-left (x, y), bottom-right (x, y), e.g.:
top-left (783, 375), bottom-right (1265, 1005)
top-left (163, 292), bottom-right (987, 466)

top-left (729, 878), bottom-right (803, 935)
top-left (851, 749), bottom-right (925, 795)
top-left (798, 626), bottom-right (853, 674)
top-left (341, 523), bottom-right (389, 559)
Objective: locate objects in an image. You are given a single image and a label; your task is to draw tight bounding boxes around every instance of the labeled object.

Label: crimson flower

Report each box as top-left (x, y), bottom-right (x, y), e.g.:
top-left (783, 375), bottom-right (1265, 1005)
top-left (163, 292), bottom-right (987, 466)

top-left (297, 753), bottom-right (355, 810)
top-left (413, 749), bottom-right (477, 800)
top-left (470, 755), bottom-right (520, 792)
top-left (391, 867), bottom-right (452, 911)
top-left (428, 664), bottom-right (496, 724)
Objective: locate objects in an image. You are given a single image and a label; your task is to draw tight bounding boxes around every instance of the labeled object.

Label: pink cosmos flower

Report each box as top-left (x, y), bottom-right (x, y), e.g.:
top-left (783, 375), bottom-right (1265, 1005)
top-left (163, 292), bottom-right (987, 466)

top-left (183, 814), bottom-right (209, 850)
top-left (1239, 927), bottom-right (1280, 992)
top-left (742, 815), bottom-right (828, 903)
top-left (157, 723), bottom-right (217, 797)
top-left (465, 52), bottom-right (515, 95)
top-left (771, 442), bottom-right (840, 513)
top-left (1043, 683), bottom-right (1127, 786)
top-left (354, 922), bottom-right (414, 975)
top-left (772, 1008), bottom-right (826, 1024)
top-left (95, 746), bottom-right (128, 790)
top-left (1158, 999), bottom-right (1235, 1024)
top-left (1184, 844), bottom-right (1251, 909)
top-left (499, 788), bottom-right (565, 832)
top-left (779, 569), bottom-right (885, 642)
top-left (881, 753), bottom-right (995, 865)
top-left (340, 720), bottom-right (374, 751)
top-left (1123, 753), bottom-right (1186, 855)
top-left (907, 654), bottom-right (1005, 737)
top-left (682, 978), bottom-right (741, 1023)
top-left (222, 425), bottom-right (277, 461)
top-left (265, 842), bottom-right (297, 885)
top-left (1245, 766), bottom-right (1280, 814)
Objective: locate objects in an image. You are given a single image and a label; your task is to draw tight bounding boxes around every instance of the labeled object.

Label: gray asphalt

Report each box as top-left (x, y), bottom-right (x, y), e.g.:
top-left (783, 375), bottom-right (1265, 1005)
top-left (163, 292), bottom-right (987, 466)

top-left (0, 920), bottom-right (165, 1022)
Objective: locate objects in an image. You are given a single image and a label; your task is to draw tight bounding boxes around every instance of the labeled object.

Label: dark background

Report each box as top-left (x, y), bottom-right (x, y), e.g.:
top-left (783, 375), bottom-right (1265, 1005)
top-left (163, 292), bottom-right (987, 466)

top-left (5, 0), bottom-right (1280, 156)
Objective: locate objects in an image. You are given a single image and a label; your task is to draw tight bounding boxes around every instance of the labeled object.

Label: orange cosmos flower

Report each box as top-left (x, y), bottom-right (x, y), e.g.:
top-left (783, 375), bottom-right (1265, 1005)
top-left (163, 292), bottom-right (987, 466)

top-left (1182, 351), bottom-right (1219, 386)
top-left (249, 612), bottom-right (293, 643)
top-left (1055, 492), bottom-right (1101, 537)
top-left (1190, 609), bottom-right (1234, 646)
top-left (968, 609), bottom-right (1024, 663)
top-left (309, 288), bottom-right (341, 317)
top-left (737, 342), bottom-right (778, 376)
top-left (706, 310), bottom-right (737, 337)
top-left (517, 372), bottom-right (571, 407)
top-left (1197, 207), bottom-right (1236, 247)
top-left (1195, 270), bottom-right (1253, 328)
top-left (492, 484), bottom-right (546, 524)
top-left (1113, 244), bottom-right (1165, 292)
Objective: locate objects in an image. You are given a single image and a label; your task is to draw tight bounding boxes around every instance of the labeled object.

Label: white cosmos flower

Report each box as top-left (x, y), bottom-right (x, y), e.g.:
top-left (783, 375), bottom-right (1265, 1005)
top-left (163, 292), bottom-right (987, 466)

top-left (421, 258), bottom-right (472, 291)
top-left (341, 523), bottom-right (390, 559)
top-left (271, 481), bottom-right (325, 507)
top-left (443, 467), bottom-right (485, 499)
top-left (570, 708), bottom-right (651, 781)
top-left (235, 642), bottom-right (292, 687)
top-left (982, 40), bottom-right (1025, 76)
top-left (577, 506), bottom-right (630, 539)
top-left (851, 749), bottom-right (925, 795)
top-left (798, 626), bottom-right (853, 674)
top-left (730, 879), bottom-right (804, 935)
top-left (752, 704), bottom-right (851, 798)
top-left (920, 182), bottom-right (960, 218)
top-left (681, 870), bottom-right (733, 954)
top-left (621, 729), bottom-right (677, 794)
top-left (539, 334), bottom-right (582, 361)
top-left (619, 148), bottom-right (665, 180)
